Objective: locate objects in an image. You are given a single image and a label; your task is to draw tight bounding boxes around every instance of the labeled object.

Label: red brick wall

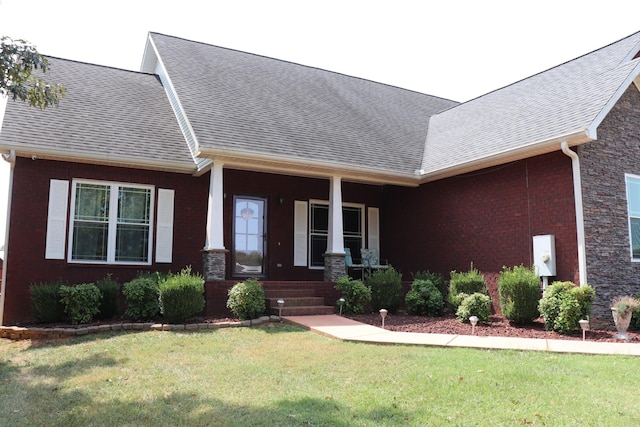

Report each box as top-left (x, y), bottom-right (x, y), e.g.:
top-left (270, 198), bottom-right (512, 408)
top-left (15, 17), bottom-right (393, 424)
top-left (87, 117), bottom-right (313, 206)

top-left (3, 158), bottom-right (209, 324)
top-left (3, 161), bottom-right (385, 323)
top-left (381, 151), bottom-right (579, 311)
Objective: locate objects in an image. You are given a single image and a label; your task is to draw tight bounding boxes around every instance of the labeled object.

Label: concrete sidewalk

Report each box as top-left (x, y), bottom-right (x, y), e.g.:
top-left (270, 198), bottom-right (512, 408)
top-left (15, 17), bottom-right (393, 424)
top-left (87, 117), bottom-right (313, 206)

top-left (283, 314), bottom-right (640, 356)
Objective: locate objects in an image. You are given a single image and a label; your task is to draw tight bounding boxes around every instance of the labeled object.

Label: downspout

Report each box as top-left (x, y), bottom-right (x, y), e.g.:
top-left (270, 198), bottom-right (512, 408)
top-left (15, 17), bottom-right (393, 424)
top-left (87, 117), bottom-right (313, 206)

top-left (561, 142), bottom-right (588, 286)
top-left (0, 149), bottom-right (15, 326)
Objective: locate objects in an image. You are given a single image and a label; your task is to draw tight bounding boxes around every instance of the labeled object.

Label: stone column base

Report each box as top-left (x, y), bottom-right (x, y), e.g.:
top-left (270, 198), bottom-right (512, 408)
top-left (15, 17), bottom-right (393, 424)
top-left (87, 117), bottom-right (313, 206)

top-left (202, 249), bottom-right (228, 281)
top-left (323, 252), bottom-right (346, 282)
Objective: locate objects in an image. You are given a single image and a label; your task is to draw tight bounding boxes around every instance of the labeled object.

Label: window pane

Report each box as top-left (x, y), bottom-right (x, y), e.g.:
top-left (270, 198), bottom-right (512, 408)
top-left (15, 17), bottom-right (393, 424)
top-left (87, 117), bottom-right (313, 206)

top-left (310, 235), bottom-right (327, 267)
top-left (343, 207), bottom-right (361, 235)
top-left (72, 222), bottom-right (108, 261)
top-left (75, 184), bottom-right (110, 221)
top-left (118, 187), bottom-right (151, 224)
top-left (115, 224), bottom-right (149, 262)
top-left (311, 204), bottom-right (329, 233)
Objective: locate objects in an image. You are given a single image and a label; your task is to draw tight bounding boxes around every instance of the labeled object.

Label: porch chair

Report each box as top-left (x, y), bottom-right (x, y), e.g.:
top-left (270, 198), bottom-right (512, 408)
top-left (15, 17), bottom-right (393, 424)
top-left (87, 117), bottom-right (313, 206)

top-left (344, 248), bottom-right (364, 278)
top-left (361, 249), bottom-right (389, 270)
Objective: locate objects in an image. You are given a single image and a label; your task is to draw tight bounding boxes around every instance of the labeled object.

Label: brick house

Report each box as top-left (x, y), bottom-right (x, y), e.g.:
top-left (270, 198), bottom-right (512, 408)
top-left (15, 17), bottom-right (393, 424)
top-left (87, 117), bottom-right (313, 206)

top-left (1, 31), bottom-right (639, 325)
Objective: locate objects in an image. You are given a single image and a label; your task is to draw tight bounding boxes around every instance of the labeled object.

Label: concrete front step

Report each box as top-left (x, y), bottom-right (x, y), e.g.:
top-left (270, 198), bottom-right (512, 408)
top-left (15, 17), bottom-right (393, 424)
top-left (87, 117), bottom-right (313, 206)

top-left (266, 297), bottom-right (325, 308)
top-left (272, 305), bottom-right (336, 316)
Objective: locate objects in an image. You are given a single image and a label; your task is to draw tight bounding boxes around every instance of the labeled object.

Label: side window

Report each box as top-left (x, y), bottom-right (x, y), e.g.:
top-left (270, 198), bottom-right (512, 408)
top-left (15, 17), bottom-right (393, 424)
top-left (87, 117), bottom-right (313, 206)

top-left (70, 181), bottom-right (153, 264)
top-left (626, 174), bottom-right (640, 260)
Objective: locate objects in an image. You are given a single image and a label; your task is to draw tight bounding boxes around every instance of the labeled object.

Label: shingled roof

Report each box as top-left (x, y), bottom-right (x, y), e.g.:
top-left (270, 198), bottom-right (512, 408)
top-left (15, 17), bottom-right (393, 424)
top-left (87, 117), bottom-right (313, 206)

top-left (0, 58), bottom-right (194, 173)
top-left (144, 32), bottom-right (458, 180)
top-left (421, 31), bottom-right (640, 181)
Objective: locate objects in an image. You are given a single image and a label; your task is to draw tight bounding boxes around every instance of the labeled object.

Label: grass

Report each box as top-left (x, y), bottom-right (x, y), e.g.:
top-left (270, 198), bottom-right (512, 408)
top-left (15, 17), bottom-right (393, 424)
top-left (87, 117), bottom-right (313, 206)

top-left (2, 324), bottom-right (640, 426)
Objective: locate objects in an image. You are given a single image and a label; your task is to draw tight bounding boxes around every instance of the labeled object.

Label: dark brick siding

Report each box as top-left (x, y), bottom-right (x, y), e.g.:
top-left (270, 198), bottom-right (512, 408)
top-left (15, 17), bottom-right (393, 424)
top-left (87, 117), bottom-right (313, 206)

top-left (381, 151), bottom-right (578, 312)
top-left (579, 85), bottom-right (640, 319)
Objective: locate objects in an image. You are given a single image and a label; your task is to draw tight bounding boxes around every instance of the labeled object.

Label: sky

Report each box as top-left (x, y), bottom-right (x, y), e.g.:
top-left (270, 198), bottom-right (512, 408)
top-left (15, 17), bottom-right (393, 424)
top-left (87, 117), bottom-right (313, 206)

top-left (1, 0), bottom-right (639, 253)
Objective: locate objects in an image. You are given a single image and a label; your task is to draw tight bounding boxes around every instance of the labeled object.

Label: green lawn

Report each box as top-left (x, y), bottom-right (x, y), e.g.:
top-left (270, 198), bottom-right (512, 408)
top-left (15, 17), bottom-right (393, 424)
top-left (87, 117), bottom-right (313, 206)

top-left (1, 323), bottom-right (639, 426)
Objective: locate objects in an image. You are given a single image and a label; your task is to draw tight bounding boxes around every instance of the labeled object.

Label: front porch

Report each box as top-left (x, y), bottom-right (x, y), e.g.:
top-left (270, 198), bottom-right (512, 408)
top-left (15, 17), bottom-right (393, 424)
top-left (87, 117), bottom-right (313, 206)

top-left (204, 281), bottom-right (341, 318)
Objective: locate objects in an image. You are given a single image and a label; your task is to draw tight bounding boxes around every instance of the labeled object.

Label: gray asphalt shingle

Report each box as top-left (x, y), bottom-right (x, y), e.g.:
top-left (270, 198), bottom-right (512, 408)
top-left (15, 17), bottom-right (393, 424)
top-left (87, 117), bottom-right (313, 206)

top-left (0, 57), bottom-right (194, 171)
top-left (422, 32), bottom-right (640, 175)
top-left (149, 33), bottom-right (457, 176)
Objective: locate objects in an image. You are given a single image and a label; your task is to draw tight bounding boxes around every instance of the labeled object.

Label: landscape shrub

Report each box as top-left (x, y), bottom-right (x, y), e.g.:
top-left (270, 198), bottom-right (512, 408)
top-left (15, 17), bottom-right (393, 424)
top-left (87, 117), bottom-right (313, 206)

top-left (629, 295), bottom-right (640, 330)
top-left (227, 278), bottom-right (265, 320)
top-left (159, 267), bottom-right (205, 323)
top-left (30, 280), bottom-right (66, 323)
top-left (366, 266), bottom-right (403, 313)
top-left (59, 283), bottom-right (102, 324)
top-left (405, 279), bottom-right (443, 316)
top-left (455, 292), bottom-right (491, 323)
top-left (334, 276), bottom-right (371, 315)
top-left (95, 274), bottom-right (120, 320)
top-left (538, 281), bottom-right (595, 334)
top-left (123, 272), bottom-right (162, 321)
top-left (449, 265), bottom-right (487, 309)
top-left (412, 270), bottom-right (447, 304)
top-left (497, 265), bottom-right (540, 324)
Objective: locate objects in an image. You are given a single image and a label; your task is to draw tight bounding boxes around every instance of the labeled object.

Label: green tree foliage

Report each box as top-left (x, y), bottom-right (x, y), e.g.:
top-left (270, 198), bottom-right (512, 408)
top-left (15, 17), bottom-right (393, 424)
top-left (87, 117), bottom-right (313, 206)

top-left (1, 36), bottom-right (65, 108)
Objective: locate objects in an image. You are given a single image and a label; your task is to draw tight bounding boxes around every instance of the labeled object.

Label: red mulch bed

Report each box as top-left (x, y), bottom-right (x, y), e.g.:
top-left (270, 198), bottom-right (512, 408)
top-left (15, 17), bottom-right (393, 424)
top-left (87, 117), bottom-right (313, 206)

top-left (346, 311), bottom-right (640, 343)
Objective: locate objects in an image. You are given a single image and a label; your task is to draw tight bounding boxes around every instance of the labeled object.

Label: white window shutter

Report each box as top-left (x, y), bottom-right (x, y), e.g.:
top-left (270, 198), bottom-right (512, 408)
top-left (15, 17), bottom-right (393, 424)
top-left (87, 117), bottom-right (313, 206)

top-left (294, 200), bottom-right (308, 266)
top-left (155, 189), bottom-right (175, 263)
top-left (368, 207), bottom-right (380, 252)
top-left (45, 179), bottom-right (69, 259)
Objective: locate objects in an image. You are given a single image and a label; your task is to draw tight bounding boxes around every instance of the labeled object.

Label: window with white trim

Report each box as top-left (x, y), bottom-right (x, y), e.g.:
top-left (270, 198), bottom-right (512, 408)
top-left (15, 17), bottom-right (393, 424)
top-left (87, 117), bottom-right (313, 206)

top-left (308, 201), bottom-right (364, 268)
top-left (626, 174), bottom-right (640, 260)
top-left (69, 180), bottom-right (154, 264)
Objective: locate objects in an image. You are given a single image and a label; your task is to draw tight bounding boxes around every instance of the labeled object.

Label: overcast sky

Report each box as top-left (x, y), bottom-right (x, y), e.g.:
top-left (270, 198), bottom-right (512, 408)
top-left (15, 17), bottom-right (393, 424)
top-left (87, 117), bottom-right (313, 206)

top-left (1, 0), bottom-right (640, 251)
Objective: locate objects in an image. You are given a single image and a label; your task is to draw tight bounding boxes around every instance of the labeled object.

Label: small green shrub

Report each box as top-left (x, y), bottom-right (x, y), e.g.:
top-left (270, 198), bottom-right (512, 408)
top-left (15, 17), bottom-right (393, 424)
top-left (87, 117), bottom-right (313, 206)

top-left (123, 272), bottom-right (161, 321)
top-left (629, 294), bottom-right (640, 330)
top-left (412, 270), bottom-right (447, 303)
top-left (449, 265), bottom-right (487, 308)
top-left (30, 280), bottom-right (66, 323)
top-left (227, 278), bottom-right (266, 320)
top-left (538, 281), bottom-right (595, 334)
top-left (160, 267), bottom-right (205, 323)
top-left (405, 279), bottom-right (443, 316)
top-left (334, 276), bottom-right (371, 315)
top-left (95, 274), bottom-right (120, 320)
top-left (59, 283), bottom-right (102, 324)
top-left (366, 266), bottom-right (403, 313)
top-left (497, 265), bottom-right (540, 324)
top-left (455, 292), bottom-right (491, 323)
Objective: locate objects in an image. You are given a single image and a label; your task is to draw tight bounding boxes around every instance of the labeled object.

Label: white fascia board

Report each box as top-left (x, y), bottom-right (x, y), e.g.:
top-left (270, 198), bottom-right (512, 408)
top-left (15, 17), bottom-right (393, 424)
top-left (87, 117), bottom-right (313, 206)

top-left (418, 130), bottom-right (592, 183)
top-left (197, 147), bottom-right (419, 187)
top-left (586, 63), bottom-right (640, 140)
top-left (4, 146), bottom-right (197, 174)
top-left (139, 33), bottom-right (158, 73)
top-left (147, 36), bottom-right (204, 170)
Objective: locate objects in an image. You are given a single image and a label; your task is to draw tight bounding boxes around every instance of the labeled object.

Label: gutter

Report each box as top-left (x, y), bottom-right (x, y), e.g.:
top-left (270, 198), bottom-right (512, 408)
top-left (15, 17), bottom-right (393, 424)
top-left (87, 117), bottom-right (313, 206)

top-left (561, 142), bottom-right (588, 286)
top-left (0, 149), bottom-right (15, 326)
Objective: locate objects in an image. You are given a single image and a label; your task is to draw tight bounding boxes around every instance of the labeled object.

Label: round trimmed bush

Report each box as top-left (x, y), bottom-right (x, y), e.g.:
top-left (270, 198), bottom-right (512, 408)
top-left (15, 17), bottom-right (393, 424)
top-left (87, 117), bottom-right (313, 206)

top-left (449, 266), bottom-right (487, 309)
top-left (227, 278), bottom-right (266, 320)
top-left (159, 267), bottom-right (205, 323)
top-left (455, 292), bottom-right (491, 323)
top-left (334, 276), bottom-right (371, 314)
top-left (405, 279), bottom-right (443, 316)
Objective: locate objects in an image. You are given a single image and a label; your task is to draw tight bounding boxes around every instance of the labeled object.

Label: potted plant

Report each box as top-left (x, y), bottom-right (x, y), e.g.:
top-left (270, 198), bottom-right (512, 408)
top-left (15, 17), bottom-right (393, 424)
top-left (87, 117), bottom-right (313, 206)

top-left (611, 296), bottom-right (640, 339)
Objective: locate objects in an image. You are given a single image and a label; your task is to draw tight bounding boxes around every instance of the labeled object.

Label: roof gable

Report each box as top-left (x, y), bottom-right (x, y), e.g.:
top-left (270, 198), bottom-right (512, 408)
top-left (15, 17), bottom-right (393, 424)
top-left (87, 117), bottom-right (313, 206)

top-left (148, 33), bottom-right (458, 178)
top-left (421, 32), bottom-right (640, 180)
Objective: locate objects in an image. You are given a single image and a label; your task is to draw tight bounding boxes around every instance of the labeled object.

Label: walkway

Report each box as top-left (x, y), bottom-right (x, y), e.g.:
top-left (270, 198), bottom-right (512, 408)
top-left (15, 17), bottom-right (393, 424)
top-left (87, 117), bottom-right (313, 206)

top-left (283, 314), bottom-right (640, 356)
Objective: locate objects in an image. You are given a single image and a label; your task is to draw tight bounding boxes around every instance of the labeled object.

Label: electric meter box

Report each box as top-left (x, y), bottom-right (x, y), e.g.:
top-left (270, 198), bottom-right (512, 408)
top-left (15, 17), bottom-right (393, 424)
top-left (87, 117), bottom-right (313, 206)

top-left (533, 234), bottom-right (556, 277)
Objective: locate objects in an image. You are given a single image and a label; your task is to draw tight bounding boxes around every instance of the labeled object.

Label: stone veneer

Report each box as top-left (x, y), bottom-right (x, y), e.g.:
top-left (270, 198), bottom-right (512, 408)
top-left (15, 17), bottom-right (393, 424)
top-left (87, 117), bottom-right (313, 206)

top-left (0, 316), bottom-right (280, 341)
top-left (579, 85), bottom-right (640, 322)
top-left (202, 249), bottom-right (228, 281)
top-left (323, 252), bottom-right (346, 282)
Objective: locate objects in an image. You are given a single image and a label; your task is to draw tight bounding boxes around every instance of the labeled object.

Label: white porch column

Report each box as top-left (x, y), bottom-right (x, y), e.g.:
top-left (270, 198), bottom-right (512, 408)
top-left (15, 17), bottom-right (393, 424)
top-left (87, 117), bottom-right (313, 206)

top-left (327, 175), bottom-right (344, 254)
top-left (205, 160), bottom-right (225, 250)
